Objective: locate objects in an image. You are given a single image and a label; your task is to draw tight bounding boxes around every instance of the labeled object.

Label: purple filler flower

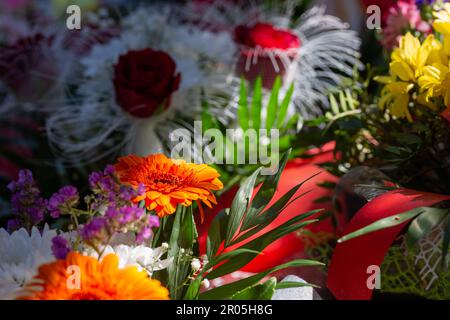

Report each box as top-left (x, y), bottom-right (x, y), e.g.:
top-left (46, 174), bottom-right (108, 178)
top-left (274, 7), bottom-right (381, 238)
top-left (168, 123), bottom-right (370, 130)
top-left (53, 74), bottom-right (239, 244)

top-left (47, 185), bottom-right (79, 218)
top-left (80, 217), bottom-right (108, 244)
top-left (51, 235), bottom-right (71, 259)
top-left (7, 169), bottom-right (47, 230)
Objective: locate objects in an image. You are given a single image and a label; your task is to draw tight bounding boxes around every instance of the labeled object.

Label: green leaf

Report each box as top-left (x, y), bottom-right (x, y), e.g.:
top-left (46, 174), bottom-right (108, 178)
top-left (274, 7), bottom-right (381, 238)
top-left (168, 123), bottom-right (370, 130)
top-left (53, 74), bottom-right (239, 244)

top-left (206, 209), bottom-right (230, 260)
top-left (266, 77), bottom-right (281, 129)
top-left (277, 83), bottom-right (294, 128)
top-left (338, 207), bottom-right (427, 243)
top-left (406, 208), bottom-right (449, 250)
top-left (230, 277), bottom-right (277, 300)
top-left (238, 78), bottom-right (249, 131)
top-left (208, 248), bottom-right (262, 268)
top-left (345, 89), bottom-right (355, 110)
top-left (329, 94), bottom-right (340, 115)
top-left (339, 91), bottom-right (348, 112)
top-left (250, 76), bottom-right (262, 130)
top-left (224, 168), bottom-right (262, 246)
top-left (207, 216), bottom-right (319, 279)
top-left (275, 281), bottom-right (318, 290)
top-left (183, 278), bottom-right (202, 300)
top-left (200, 259), bottom-right (323, 300)
top-left (167, 206), bottom-right (198, 299)
top-left (240, 151), bottom-right (290, 231)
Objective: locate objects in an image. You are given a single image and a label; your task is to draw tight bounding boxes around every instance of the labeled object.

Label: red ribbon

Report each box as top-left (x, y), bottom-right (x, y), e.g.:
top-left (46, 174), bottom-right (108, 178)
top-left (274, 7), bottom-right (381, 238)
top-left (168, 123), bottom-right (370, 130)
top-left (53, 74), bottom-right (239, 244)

top-left (327, 189), bottom-right (450, 300)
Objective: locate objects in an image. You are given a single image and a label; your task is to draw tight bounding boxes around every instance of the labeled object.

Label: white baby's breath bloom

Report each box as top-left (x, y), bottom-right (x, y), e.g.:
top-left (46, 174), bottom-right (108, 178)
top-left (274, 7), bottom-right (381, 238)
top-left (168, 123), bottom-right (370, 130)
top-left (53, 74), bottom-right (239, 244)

top-left (201, 278), bottom-right (210, 289)
top-left (0, 225), bottom-right (57, 300)
top-left (191, 258), bottom-right (201, 272)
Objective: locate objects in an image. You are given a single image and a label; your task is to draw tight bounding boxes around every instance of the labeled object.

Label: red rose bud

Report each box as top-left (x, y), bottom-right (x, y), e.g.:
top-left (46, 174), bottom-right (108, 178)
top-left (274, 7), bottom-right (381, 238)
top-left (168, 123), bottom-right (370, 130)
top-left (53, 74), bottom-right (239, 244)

top-left (0, 34), bottom-right (60, 102)
top-left (113, 49), bottom-right (181, 118)
top-left (234, 23), bottom-right (301, 89)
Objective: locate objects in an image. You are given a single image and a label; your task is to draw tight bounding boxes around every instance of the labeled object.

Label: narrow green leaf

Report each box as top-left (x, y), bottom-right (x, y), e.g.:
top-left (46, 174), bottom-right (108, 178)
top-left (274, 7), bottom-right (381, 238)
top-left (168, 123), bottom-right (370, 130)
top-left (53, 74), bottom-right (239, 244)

top-left (339, 91), bottom-right (348, 112)
top-left (207, 217), bottom-right (319, 279)
top-left (345, 89), bottom-right (355, 110)
top-left (240, 150), bottom-right (290, 231)
top-left (277, 83), bottom-right (294, 128)
top-left (329, 94), bottom-right (340, 115)
top-left (208, 248), bottom-right (261, 268)
top-left (338, 207), bottom-right (426, 243)
top-left (167, 206), bottom-right (197, 299)
top-left (230, 277), bottom-right (277, 300)
top-left (224, 168), bottom-right (262, 246)
top-left (251, 76), bottom-right (262, 130)
top-left (206, 209), bottom-right (230, 260)
top-left (275, 281), bottom-right (318, 290)
top-left (266, 76), bottom-right (281, 129)
top-left (183, 278), bottom-right (202, 300)
top-left (200, 259), bottom-right (323, 300)
top-left (238, 78), bottom-right (249, 131)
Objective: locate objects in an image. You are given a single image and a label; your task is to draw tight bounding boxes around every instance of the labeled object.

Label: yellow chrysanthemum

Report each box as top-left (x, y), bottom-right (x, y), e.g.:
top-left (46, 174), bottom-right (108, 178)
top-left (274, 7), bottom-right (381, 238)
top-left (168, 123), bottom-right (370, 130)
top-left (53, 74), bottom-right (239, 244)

top-left (377, 78), bottom-right (415, 121)
top-left (419, 61), bottom-right (450, 106)
top-left (20, 252), bottom-right (170, 300)
top-left (115, 154), bottom-right (223, 218)
top-left (390, 33), bottom-right (435, 82)
top-left (433, 3), bottom-right (450, 55)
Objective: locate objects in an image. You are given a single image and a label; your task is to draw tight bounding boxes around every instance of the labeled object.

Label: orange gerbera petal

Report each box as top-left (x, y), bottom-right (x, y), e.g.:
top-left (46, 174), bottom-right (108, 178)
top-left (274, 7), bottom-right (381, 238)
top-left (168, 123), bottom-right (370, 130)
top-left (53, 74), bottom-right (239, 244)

top-left (20, 252), bottom-right (170, 300)
top-left (114, 154), bottom-right (223, 218)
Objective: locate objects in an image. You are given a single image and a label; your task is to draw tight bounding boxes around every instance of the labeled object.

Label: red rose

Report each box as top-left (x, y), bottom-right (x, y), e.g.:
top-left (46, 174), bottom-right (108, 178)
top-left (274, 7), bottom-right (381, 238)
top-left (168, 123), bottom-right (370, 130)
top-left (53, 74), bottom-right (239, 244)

top-left (113, 49), bottom-right (181, 118)
top-left (234, 23), bottom-right (300, 89)
top-left (0, 33), bottom-right (59, 102)
top-left (234, 23), bottom-right (300, 50)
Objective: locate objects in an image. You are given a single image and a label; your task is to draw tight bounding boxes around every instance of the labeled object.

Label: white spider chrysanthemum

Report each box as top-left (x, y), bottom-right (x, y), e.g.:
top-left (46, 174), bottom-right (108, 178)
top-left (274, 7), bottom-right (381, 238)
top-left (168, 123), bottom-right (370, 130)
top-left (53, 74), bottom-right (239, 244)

top-left (187, 0), bottom-right (363, 118)
top-left (88, 244), bottom-right (173, 276)
top-left (46, 4), bottom-right (237, 164)
top-left (0, 225), bottom-right (57, 300)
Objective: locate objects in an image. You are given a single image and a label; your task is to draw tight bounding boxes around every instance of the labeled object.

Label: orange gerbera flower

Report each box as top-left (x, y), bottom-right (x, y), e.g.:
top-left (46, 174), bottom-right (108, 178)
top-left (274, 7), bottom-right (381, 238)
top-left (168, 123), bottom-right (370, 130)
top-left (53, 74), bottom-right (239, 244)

top-left (114, 154), bottom-right (223, 219)
top-left (21, 252), bottom-right (169, 300)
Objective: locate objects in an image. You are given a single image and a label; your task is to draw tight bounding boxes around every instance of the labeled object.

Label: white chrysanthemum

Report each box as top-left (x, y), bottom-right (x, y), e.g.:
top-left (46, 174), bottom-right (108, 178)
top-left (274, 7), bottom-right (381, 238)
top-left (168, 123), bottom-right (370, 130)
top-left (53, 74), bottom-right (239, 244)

top-left (88, 244), bottom-right (173, 276)
top-left (0, 225), bottom-right (57, 300)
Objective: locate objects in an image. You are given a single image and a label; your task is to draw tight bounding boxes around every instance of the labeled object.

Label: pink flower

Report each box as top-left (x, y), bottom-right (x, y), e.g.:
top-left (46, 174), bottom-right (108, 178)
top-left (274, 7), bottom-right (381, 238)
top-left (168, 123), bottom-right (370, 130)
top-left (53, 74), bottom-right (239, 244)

top-left (381, 0), bottom-right (431, 50)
